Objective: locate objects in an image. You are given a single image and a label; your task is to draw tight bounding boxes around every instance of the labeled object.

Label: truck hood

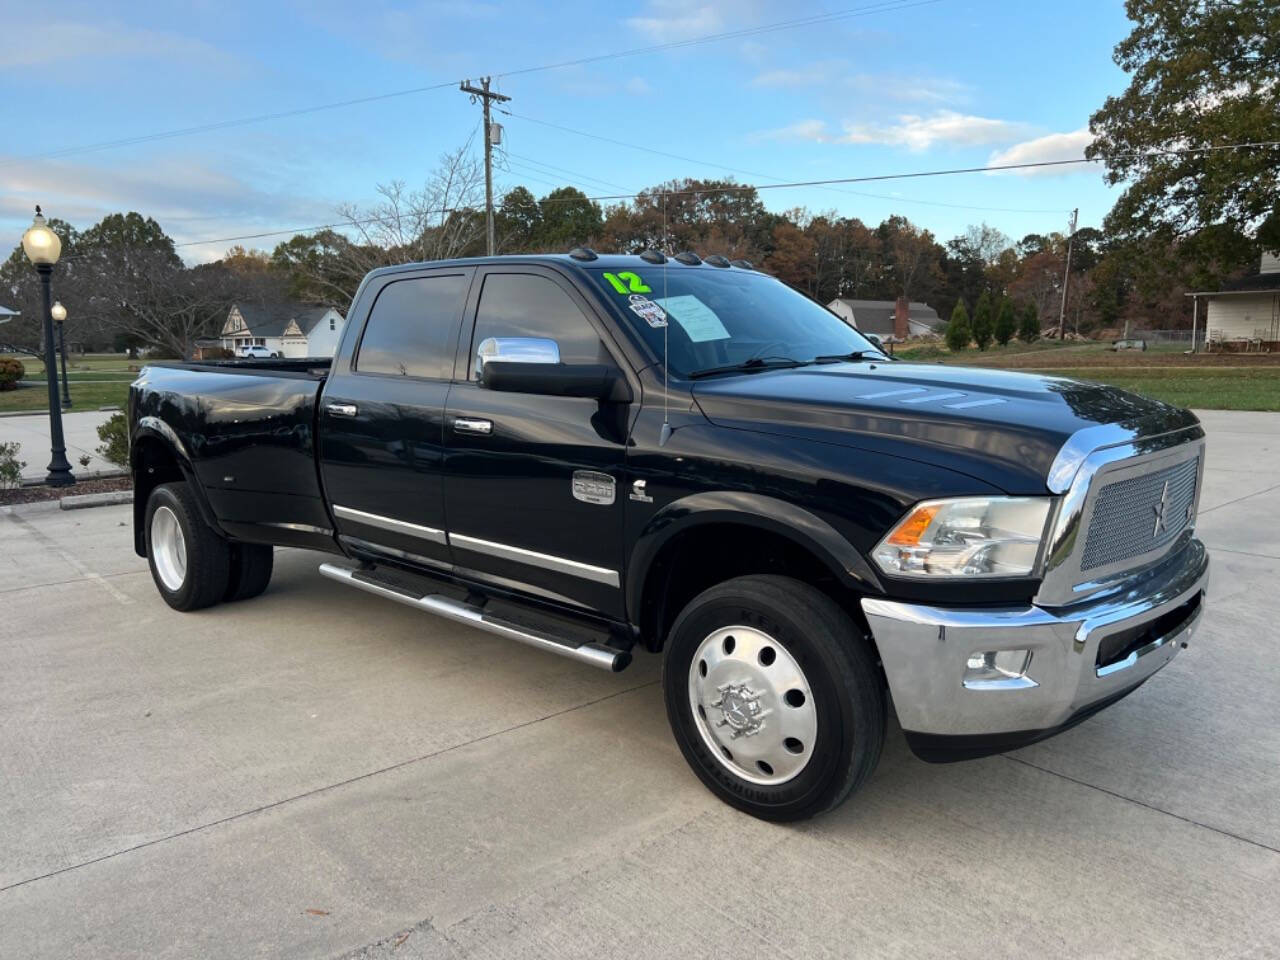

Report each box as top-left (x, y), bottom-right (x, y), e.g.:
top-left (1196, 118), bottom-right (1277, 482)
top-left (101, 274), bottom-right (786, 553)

top-left (691, 361), bottom-right (1199, 494)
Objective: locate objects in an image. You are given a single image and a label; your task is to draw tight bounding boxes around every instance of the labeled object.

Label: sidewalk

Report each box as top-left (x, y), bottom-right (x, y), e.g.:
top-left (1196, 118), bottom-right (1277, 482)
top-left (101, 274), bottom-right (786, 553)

top-left (0, 409), bottom-right (120, 481)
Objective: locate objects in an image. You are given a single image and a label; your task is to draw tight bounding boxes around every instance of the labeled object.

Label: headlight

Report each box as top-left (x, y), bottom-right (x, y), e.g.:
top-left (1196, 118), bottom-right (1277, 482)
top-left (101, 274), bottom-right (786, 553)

top-left (872, 497), bottom-right (1052, 578)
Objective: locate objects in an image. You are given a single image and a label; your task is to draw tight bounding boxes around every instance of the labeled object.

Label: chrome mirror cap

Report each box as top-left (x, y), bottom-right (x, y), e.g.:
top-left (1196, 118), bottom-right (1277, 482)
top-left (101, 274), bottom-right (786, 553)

top-left (475, 337), bottom-right (560, 378)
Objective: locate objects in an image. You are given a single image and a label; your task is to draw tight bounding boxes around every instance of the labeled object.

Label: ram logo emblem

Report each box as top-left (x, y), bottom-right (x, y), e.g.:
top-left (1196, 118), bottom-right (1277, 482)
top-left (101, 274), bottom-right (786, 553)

top-left (571, 471), bottom-right (616, 506)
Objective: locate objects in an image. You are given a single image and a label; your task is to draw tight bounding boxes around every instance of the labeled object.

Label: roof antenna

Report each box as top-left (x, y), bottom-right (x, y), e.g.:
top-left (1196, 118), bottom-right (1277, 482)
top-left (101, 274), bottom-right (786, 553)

top-left (659, 189), bottom-right (672, 447)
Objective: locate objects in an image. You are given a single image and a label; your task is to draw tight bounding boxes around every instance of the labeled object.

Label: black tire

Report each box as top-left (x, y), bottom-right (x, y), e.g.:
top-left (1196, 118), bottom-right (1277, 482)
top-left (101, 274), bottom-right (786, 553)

top-left (662, 575), bottom-right (885, 821)
top-left (224, 543), bottom-right (274, 602)
top-left (144, 481), bottom-right (231, 611)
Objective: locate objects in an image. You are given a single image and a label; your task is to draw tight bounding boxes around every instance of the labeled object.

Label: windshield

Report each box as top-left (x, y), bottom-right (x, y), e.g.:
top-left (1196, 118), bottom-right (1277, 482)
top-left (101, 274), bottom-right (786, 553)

top-left (588, 266), bottom-right (884, 378)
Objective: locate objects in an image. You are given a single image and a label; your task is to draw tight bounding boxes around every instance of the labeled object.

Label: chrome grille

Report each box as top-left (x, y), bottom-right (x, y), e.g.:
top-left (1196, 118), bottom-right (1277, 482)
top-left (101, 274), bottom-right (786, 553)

top-left (1081, 456), bottom-right (1199, 572)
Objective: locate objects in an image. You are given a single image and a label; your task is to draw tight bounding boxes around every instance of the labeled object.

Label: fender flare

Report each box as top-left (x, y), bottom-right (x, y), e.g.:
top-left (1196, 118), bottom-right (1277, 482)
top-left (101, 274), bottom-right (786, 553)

top-left (130, 417), bottom-right (224, 553)
top-left (625, 490), bottom-right (884, 625)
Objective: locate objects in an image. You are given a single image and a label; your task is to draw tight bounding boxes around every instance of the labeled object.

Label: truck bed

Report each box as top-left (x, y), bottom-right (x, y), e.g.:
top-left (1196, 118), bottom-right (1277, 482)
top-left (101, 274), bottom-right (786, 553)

top-left (131, 360), bottom-right (334, 551)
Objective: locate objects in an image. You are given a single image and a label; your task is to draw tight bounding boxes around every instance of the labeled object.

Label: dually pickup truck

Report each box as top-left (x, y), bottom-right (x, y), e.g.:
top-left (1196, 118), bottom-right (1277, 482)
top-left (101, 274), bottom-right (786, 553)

top-left (129, 250), bottom-right (1209, 820)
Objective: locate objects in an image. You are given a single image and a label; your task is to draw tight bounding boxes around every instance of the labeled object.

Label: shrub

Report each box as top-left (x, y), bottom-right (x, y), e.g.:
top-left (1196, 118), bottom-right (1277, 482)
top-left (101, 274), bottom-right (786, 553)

top-left (945, 300), bottom-right (971, 352)
top-left (0, 441), bottom-right (25, 489)
top-left (0, 357), bottom-right (25, 392)
top-left (971, 291), bottom-right (994, 351)
top-left (994, 297), bottom-right (1017, 347)
top-left (97, 413), bottom-right (129, 467)
top-left (1019, 302), bottom-right (1040, 342)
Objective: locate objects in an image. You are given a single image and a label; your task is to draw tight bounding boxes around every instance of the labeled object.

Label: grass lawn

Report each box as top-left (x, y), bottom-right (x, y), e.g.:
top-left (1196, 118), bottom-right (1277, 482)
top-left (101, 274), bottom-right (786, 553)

top-left (1034, 368), bottom-right (1280, 411)
top-left (0, 381), bottom-right (129, 413)
top-left (895, 340), bottom-right (1280, 410)
top-left (1, 354), bottom-right (136, 412)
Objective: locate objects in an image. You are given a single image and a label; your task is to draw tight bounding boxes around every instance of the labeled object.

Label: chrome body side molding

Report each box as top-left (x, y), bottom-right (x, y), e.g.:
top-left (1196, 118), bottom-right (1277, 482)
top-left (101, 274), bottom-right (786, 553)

top-left (332, 504), bottom-right (447, 545)
top-left (448, 533), bottom-right (621, 587)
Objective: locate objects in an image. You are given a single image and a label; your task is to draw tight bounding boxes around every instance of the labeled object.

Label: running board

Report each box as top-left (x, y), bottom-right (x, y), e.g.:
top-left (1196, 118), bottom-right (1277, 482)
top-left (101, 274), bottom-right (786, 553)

top-left (318, 562), bottom-right (631, 672)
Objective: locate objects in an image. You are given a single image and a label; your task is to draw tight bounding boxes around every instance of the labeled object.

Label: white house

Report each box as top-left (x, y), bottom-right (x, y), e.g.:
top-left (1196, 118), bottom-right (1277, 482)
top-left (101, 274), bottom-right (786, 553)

top-left (1188, 251), bottom-right (1280, 347)
top-left (827, 298), bottom-right (942, 341)
top-left (218, 303), bottom-right (346, 357)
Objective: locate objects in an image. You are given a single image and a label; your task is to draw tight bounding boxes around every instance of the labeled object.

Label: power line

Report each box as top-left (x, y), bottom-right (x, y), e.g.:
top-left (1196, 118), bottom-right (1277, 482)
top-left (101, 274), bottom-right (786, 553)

top-left (4, 0), bottom-right (940, 167)
top-left (500, 109), bottom-right (1072, 216)
top-left (501, 152), bottom-right (635, 193)
top-left (164, 140), bottom-right (1280, 249)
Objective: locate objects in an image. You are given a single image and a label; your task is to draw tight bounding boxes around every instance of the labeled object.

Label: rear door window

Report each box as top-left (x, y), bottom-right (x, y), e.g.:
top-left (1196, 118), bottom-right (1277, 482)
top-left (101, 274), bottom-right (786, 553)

top-left (356, 273), bottom-right (470, 379)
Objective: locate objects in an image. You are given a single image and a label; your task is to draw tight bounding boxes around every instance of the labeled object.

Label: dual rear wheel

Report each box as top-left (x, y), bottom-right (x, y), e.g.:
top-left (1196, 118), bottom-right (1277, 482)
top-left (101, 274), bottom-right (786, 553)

top-left (144, 482), bottom-right (272, 611)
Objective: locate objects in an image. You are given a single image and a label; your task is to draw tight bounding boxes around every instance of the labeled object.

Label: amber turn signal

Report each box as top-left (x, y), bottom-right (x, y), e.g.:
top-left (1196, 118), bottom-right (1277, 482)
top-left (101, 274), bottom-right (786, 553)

top-left (886, 504), bottom-right (939, 546)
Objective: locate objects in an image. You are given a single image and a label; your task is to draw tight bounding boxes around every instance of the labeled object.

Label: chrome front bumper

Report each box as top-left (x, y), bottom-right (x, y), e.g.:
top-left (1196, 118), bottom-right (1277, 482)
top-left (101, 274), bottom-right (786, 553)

top-left (861, 539), bottom-right (1208, 761)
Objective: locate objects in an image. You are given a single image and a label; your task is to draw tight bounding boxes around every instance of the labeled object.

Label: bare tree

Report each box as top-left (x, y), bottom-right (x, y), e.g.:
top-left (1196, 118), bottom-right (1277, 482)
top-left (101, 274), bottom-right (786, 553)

top-left (337, 143), bottom-right (487, 265)
top-left (91, 253), bottom-right (249, 360)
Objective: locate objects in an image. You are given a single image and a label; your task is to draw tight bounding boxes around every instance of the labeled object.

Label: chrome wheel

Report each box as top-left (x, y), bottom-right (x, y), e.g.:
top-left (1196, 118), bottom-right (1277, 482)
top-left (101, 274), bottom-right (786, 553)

top-left (151, 505), bottom-right (187, 592)
top-left (688, 625), bottom-right (817, 785)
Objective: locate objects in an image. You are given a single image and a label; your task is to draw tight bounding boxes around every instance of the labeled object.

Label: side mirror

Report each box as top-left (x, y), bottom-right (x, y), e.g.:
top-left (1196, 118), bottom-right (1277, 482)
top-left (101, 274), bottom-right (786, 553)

top-left (475, 336), bottom-right (559, 379)
top-left (482, 361), bottom-right (633, 403)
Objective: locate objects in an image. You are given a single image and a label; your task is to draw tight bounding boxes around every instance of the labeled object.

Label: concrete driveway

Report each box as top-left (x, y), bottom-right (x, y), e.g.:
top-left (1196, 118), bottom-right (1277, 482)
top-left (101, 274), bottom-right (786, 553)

top-left (1, 410), bottom-right (1277, 959)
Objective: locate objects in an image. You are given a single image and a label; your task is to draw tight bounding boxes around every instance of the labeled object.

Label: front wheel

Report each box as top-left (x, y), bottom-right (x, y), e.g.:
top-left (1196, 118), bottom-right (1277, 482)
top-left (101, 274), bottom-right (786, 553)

top-left (145, 482), bottom-right (231, 611)
top-left (662, 575), bottom-right (885, 821)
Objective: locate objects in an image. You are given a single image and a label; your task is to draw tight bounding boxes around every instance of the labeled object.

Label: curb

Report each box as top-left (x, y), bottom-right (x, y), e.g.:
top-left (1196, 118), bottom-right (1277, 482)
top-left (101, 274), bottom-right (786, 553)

top-left (60, 490), bottom-right (134, 510)
top-left (0, 405), bottom-right (121, 418)
top-left (20, 467), bottom-right (128, 488)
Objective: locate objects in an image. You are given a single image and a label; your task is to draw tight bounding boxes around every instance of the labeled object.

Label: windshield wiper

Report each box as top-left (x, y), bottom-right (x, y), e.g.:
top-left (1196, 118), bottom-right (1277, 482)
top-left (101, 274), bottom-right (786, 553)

top-left (687, 357), bottom-right (807, 379)
top-left (812, 350), bottom-right (886, 363)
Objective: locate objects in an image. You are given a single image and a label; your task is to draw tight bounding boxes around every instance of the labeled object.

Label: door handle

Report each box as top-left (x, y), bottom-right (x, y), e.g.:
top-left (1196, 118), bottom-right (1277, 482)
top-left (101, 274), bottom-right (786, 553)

top-left (453, 417), bottom-right (493, 436)
top-left (326, 402), bottom-right (358, 417)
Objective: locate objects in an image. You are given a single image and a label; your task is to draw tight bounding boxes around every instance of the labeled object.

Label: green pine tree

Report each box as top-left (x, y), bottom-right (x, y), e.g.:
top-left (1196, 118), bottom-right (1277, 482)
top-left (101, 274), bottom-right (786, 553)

top-left (971, 291), bottom-right (994, 350)
top-left (994, 297), bottom-right (1017, 347)
top-left (1018, 302), bottom-right (1040, 342)
top-left (945, 299), bottom-right (971, 352)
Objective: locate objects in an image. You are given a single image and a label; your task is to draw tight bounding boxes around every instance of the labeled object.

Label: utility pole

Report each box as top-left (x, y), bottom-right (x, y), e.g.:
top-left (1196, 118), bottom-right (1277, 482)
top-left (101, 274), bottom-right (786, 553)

top-left (460, 78), bottom-right (511, 256)
top-left (1057, 208), bottom-right (1078, 341)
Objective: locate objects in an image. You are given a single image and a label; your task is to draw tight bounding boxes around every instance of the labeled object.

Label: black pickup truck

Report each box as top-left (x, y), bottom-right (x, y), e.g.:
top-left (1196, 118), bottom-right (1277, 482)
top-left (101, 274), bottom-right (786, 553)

top-left (129, 251), bottom-right (1209, 820)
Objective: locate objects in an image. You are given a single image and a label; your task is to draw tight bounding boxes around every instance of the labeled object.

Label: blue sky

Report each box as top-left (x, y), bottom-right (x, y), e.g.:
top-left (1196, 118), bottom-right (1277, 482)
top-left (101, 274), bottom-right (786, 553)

top-left (1, 0), bottom-right (1135, 262)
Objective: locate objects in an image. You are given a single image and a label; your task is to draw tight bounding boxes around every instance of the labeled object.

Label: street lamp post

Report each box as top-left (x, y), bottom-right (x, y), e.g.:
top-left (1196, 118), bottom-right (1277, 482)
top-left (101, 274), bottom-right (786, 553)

top-left (51, 300), bottom-right (72, 409)
top-left (21, 207), bottom-right (75, 487)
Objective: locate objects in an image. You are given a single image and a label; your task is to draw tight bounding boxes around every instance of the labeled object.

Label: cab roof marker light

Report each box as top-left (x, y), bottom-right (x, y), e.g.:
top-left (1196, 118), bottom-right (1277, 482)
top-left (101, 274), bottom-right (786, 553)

top-left (640, 248), bottom-right (667, 264)
top-left (674, 251), bottom-right (701, 265)
top-left (704, 254), bottom-right (731, 268)
top-left (730, 259), bottom-right (754, 270)
top-left (568, 246), bottom-right (598, 261)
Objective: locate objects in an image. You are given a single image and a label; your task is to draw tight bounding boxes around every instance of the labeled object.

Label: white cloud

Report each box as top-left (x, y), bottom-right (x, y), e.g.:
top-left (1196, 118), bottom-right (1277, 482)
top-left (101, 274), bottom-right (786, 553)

top-left (838, 111), bottom-right (1027, 151)
top-left (625, 76), bottom-right (653, 96)
top-left (754, 111), bottom-right (1027, 151)
top-left (751, 62), bottom-right (969, 104)
top-left (0, 154), bottom-right (338, 264)
top-left (625, 3), bottom-right (723, 43)
top-left (752, 64), bottom-right (842, 89)
top-left (750, 119), bottom-right (833, 143)
top-left (986, 128), bottom-right (1095, 175)
top-left (0, 18), bottom-right (241, 74)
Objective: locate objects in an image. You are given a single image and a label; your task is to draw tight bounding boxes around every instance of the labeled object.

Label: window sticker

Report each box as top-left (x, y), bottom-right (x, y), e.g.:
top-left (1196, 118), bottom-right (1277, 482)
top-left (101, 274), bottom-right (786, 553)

top-left (603, 271), bottom-right (652, 294)
top-left (653, 295), bottom-right (730, 342)
top-left (628, 294), bottom-right (667, 328)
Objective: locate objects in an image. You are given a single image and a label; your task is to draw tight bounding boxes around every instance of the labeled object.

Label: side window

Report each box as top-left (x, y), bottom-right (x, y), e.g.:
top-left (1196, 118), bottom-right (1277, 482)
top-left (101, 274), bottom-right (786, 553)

top-left (355, 274), bottom-right (468, 379)
top-left (471, 273), bottom-right (608, 378)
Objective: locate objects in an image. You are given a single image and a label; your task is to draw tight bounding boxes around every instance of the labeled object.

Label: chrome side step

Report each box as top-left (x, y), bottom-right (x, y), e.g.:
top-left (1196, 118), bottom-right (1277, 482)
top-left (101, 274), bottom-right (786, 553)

top-left (318, 562), bottom-right (631, 672)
